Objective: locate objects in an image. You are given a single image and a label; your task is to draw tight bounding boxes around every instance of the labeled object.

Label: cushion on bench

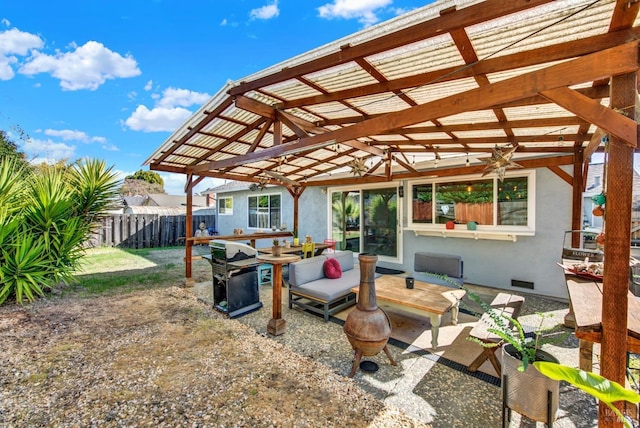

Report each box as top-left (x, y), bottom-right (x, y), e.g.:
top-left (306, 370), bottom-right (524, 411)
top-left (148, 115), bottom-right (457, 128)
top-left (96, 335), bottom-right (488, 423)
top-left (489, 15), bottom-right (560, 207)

top-left (293, 269), bottom-right (361, 301)
top-left (412, 252), bottom-right (464, 287)
top-left (414, 252), bottom-right (463, 278)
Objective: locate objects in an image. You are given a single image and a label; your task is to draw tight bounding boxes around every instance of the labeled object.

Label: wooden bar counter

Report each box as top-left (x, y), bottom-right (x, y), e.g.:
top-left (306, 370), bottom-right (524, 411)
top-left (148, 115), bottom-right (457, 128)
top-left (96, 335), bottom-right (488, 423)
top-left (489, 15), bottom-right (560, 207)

top-left (185, 231), bottom-right (293, 248)
top-left (566, 275), bottom-right (640, 371)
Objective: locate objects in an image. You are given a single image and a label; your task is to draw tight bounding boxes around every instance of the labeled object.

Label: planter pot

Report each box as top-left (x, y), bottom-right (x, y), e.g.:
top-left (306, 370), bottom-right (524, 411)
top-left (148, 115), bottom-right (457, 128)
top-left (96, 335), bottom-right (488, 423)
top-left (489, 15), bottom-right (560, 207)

top-left (293, 238), bottom-right (300, 246)
top-left (502, 344), bottom-right (559, 424)
top-left (272, 246), bottom-right (282, 257)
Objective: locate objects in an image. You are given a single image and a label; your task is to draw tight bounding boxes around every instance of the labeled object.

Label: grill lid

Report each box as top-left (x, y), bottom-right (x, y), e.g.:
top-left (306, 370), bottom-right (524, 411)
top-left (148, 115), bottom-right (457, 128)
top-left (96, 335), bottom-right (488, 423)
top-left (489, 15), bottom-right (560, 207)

top-left (209, 239), bottom-right (257, 260)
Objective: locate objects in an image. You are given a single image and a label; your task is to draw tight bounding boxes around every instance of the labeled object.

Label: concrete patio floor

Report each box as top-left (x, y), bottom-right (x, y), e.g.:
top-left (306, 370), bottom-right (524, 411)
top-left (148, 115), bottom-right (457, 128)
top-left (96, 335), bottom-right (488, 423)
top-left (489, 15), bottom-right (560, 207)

top-left (190, 277), bottom-right (602, 427)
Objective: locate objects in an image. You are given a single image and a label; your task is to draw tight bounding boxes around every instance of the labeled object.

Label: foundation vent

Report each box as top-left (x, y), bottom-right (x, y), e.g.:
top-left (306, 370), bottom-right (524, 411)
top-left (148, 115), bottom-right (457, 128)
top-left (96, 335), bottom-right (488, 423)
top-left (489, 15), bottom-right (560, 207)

top-left (511, 279), bottom-right (534, 290)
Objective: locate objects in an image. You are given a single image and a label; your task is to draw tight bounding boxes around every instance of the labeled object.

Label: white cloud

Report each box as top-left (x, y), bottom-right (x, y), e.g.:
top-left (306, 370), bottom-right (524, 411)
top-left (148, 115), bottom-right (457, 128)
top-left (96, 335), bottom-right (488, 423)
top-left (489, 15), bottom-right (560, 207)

top-left (101, 142), bottom-right (119, 151)
top-left (0, 27), bottom-right (44, 80)
top-left (250, 1), bottom-right (280, 20)
top-left (160, 172), bottom-right (223, 196)
top-left (1, 18), bottom-right (10, 26)
top-left (157, 87), bottom-right (210, 108)
top-left (23, 137), bottom-right (76, 163)
top-left (124, 87), bottom-right (210, 132)
top-left (144, 80), bottom-right (153, 91)
top-left (43, 128), bottom-right (106, 143)
top-left (220, 18), bottom-right (228, 26)
top-left (19, 40), bottom-right (141, 91)
top-left (0, 27), bottom-right (44, 56)
top-left (124, 105), bottom-right (193, 132)
top-left (318, 0), bottom-right (392, 26)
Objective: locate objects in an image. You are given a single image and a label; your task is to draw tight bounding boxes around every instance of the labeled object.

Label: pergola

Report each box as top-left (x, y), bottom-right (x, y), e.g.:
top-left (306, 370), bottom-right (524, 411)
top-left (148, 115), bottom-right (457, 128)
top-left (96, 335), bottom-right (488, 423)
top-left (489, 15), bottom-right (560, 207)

top-left (145, 1), bottom-right (639, 424)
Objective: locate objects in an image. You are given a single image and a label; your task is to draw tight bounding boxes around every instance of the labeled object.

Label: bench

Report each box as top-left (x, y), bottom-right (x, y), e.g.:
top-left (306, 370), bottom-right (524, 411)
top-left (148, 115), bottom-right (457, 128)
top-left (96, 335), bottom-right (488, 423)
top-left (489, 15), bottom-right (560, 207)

top-left (467, 293), bottom-right (525, 375)
top-left (411, 252), bottom-right (464, 288)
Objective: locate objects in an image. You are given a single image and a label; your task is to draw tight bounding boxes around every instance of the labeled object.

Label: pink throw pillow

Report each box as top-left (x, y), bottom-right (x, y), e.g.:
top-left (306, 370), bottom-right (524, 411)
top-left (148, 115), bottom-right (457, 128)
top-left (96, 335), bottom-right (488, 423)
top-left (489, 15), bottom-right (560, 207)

top-left (323, 258), bottom-right (342, 279)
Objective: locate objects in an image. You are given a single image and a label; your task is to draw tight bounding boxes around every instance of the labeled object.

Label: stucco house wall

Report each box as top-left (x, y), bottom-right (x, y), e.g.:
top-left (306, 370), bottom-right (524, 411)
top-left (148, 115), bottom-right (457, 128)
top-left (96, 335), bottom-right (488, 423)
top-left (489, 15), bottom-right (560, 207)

top-left (398, 167), bottom-right (571, 300)
top-left (214, 185), bottom-right (328, 249)
top-left (212, 166), bottom-right (573, 300)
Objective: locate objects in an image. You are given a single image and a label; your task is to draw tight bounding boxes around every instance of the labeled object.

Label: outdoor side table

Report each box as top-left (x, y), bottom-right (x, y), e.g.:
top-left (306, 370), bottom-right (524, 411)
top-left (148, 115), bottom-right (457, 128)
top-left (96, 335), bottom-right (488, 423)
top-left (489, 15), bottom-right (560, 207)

top-left (257, 254), bottom-right (300, 336)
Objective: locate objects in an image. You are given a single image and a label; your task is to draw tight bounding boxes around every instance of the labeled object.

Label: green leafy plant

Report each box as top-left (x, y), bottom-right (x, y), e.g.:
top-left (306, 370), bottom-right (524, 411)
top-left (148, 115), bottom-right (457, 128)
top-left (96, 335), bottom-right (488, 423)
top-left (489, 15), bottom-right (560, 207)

top-left (422, 272), bottom-right (565, 372)
top-left (534, 361), bottom-right (640, 428)
top-left (272, 238), bottom-right (280, 246)
top-left (465, 289), bottom-right (565, 372)
top-left (0, 156), bottom-right (120, 305)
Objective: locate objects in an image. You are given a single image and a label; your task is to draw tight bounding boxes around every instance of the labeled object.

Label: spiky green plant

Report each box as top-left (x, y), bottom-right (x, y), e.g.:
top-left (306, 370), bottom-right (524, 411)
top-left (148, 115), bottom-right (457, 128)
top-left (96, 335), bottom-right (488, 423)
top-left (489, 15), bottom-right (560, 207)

top-left (534, 361), bottom-right (640, 428)
top-left (0, 156), bottom-right (120, 304)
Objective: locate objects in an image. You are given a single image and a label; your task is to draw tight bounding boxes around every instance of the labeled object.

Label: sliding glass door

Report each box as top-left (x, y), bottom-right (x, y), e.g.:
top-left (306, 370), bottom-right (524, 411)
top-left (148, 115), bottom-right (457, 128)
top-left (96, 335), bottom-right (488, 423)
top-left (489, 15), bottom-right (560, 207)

top-left (329, 185), bottom-right (400, 261)
top-left (362, 187), bottom-right (398, 258)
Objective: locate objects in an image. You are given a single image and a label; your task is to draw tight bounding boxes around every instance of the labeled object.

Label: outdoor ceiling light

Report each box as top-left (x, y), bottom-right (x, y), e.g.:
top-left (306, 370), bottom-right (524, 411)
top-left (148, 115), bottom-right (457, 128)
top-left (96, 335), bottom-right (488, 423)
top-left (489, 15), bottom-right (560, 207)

top-left (465, 153), bottom-right (470, 166)
top-left (478, 144), bottom-right (523, 182)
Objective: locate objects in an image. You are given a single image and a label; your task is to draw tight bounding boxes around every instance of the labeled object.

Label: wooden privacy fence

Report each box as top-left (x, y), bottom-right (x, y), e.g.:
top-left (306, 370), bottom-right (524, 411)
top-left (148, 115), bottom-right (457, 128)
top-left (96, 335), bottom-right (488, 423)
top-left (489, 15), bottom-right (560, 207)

top-left (88, 214), bottom-right (216, 249)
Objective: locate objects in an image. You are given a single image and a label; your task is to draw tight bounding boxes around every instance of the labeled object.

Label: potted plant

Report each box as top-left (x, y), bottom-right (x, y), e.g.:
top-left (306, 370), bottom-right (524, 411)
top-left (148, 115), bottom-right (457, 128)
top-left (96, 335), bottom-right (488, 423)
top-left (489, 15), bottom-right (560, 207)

top-left (534, 361), bottom-right (640, 428)
top-left (466, 291), bottom-right (565, 424)
top-left (272, 238), bottom-right (281, 257)
top-left (293, 230), bottom-right (299, 246)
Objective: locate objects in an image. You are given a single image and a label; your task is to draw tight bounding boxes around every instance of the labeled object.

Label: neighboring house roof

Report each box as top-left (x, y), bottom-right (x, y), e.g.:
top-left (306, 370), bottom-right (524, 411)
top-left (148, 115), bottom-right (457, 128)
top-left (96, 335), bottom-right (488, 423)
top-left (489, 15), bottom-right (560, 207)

top-left (123, 195), bottom-right (146, 206)
top-left (585, 163), bottom-right (640, 208)
top-left (124, 206), bottom-right (187, 215)
top-left (123, 206), bottom-right (217, 215)
top-left (143, 193), bottom-right (207, 207)
top-left (210, 181), bottom-right (257, 194)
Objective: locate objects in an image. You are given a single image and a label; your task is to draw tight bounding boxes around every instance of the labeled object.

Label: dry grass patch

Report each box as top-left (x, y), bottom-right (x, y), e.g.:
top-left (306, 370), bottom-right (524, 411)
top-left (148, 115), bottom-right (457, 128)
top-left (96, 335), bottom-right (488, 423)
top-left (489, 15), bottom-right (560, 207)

top-left (0, 285), bottom-right (429, 427)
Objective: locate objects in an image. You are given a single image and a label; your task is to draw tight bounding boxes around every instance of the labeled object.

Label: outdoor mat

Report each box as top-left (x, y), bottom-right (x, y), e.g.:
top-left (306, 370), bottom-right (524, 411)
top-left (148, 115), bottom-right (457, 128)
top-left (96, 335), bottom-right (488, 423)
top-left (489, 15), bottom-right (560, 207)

top-left (332, 303), bottom-right (501, 385)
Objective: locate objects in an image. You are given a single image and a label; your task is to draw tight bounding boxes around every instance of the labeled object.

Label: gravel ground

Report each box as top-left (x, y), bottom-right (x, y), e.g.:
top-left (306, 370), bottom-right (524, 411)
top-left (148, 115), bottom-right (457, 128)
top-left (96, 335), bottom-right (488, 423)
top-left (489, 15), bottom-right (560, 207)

top-left (0, 286), bottom-right (429, 428)
top-left (191, 278), bottom-right (605, 428)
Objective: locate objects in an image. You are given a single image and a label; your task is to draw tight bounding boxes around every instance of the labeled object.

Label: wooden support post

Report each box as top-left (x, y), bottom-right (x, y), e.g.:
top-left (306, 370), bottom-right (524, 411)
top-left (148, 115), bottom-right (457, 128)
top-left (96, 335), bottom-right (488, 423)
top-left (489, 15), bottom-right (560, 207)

top-left (185, 175), bottom-right (195, 287)
top-left (571, 149), bottom-right (584, 249)
top-left (600, 71), bottom-right (636, 427)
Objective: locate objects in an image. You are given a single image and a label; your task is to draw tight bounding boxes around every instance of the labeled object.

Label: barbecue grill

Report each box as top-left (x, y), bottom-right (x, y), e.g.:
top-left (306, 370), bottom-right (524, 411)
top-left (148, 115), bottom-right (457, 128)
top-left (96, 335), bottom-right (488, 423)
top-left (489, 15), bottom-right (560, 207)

top-left (203, 239), bottom-right (262, 318)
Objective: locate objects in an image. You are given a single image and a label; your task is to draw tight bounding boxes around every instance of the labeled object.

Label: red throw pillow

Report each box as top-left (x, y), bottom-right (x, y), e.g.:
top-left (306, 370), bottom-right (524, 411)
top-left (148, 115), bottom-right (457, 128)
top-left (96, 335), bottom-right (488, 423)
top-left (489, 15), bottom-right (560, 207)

top-left (323, 258), bottom-right (342, 279)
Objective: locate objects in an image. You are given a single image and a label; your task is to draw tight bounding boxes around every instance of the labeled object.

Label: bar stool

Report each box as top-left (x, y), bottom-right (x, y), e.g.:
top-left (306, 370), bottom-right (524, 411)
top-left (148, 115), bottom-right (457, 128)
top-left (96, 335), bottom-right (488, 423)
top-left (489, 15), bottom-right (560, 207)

top-left (258, 263), bottom-right (273, 287)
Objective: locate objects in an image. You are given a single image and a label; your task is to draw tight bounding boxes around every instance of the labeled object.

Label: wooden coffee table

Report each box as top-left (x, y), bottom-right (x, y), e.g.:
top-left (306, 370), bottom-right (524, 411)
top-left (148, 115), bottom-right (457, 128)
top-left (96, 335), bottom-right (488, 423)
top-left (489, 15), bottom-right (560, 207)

top-left (351, 275), bottom-right (466, 349)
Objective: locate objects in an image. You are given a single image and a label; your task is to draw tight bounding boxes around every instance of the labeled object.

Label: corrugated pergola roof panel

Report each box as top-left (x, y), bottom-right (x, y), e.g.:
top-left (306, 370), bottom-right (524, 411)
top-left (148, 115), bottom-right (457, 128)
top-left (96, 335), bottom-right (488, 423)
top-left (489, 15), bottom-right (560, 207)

top-left (347, 92), bottom-right (414, 115)
top-left (503, 103), bottom-right (576, 122)
top-left (262, 78), bottom-right (324, 101)
top-left (367, 34), bottom-right (466, 80)
top-left (437, 110), bottom-right (502, 126)
top-left (304, 62), bottom-right (380, 92)
top-left (305, 102), bottom-right (364, 120)
top-left (468, 1), bottom-right (613, 58)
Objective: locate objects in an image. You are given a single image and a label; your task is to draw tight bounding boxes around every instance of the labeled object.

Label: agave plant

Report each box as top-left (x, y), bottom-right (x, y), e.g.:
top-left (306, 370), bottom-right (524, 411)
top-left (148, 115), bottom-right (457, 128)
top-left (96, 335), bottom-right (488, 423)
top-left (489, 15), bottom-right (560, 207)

top-left (0, 157), bottom-right (120, 305)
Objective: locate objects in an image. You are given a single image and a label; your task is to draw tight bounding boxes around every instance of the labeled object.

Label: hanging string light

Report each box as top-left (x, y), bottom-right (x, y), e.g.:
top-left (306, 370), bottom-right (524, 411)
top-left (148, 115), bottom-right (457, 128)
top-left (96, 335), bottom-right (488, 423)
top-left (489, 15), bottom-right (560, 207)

top-left (465, 153), bottom-right (470, 167)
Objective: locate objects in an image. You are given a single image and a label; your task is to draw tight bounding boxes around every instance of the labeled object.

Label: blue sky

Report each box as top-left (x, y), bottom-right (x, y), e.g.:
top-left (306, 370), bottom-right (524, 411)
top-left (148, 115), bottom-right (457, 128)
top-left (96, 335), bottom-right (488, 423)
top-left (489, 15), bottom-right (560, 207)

top-left (0, 0), bottom-right (426, 195)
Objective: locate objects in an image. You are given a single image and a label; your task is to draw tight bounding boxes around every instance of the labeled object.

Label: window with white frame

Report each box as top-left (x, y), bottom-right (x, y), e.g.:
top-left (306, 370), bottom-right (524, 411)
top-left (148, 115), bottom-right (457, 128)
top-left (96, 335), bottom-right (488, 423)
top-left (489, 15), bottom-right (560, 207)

top-left (218, 197), bottom-right (233, 215)
top-left (408, 171), bottom-right (534, 231)
top-left (248, 193), bottom-right (281, 229)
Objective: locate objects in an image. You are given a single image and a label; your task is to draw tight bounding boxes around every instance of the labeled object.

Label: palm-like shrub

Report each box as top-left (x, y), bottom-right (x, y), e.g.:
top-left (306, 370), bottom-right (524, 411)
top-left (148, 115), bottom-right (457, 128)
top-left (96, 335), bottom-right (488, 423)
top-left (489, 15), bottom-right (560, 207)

top-left (0, 157), bottom-right (120, 304)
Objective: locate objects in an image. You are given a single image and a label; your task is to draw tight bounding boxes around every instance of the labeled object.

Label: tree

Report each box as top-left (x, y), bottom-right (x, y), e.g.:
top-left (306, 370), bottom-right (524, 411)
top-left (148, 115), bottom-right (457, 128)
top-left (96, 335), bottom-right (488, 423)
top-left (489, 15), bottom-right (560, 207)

top-left (120, 169), bottom-right (165, 195)
top-left (126, 169), bottom-right (163, 186)
top-left (0, 156), bottom-right (120, 305)
top-left (0, 130), bottom-right (29, 169)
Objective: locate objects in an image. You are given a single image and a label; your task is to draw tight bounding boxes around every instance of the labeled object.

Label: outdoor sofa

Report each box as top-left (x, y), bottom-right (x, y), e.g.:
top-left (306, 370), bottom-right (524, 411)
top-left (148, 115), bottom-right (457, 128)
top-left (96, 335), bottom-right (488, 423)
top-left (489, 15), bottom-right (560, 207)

top-left (288, 250), bottom-right (378, 321)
